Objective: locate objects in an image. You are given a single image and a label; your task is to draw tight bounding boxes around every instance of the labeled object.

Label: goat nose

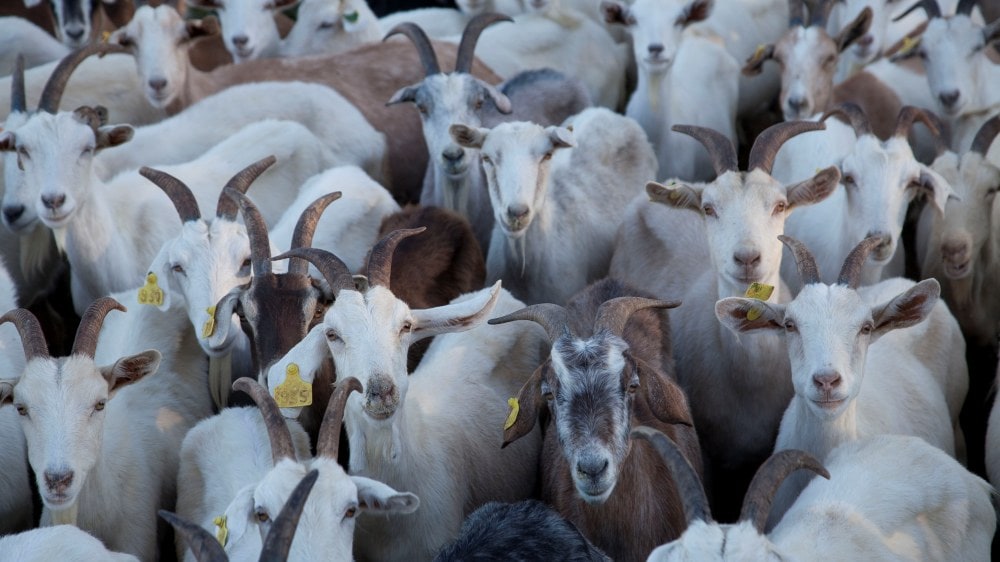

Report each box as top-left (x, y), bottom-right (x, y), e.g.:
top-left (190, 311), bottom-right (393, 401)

top-left (576, 456), bottom-right (609, 479)
top-left (41, 195), bottom-right (66, 211)
top-left (148, 78), bottom-right (167, 92)
top-left (856, 34), bottom-right (874, 47)
top-left (939, 90), bottom-right (960, 108)
top-left (3, 205), bottom-right (25, 223)
top-left (733, 249), bottom-right (761, 267)
top-left (812, 370), bottom-right (842, 391)
top-left (232, 34), bottom-right (249, 47)
top-left (648, 43), bottom-right (665, 57)
top-left (787, 97), bottom-right (807, 113)
top-left (442, 146), bottom-right (464, 163)
top-left (65, 28), bottom-right (85, 41)
top-left (507, 205), bottom-right (530, 222)
top-left (43, 470), bottom-right (74, 492)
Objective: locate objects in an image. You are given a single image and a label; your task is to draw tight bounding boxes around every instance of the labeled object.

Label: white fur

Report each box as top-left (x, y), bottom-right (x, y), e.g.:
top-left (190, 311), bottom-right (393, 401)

top-left (0, 257), bottom-right (31, 535)
top-left (986, 359), bottom-right (1000, 487)
top-left (188, 0), bottom-right (295, 61)
top-left (282, 0), bottom-right (381, 57)
top-left (0, 17), bottom-right (69, 76)
top-left (0, 525), bottom-right (140, 562)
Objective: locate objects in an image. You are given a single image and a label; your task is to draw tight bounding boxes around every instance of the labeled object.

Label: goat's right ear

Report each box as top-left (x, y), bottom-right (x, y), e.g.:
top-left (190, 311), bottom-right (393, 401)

top-left (600, 1), bottom-right (634, 25)
top-left (0, 381), bottom-right (13, 406)
top-left (143, 250), bottom-right (173, 312)
top-left (502, 360), bottom-right (548, 448)
top-left (742, 44), bottom-right (774, 76)
top-left (647, 180), bottom-right (702, 212)
top-left (450, 124), bottom-right (488, 150)
top-left (386, 84), bottom-right (420, 106)
top-left (835, 6), bottom-right (872, 52)
top-left (0, 131), bottom-right (14, 152)
top-left (186, 16), bottom-right (220, 40)
top-left (714, 297), bottom-right (785, 333)
top-left (786, 166), bottom-right (840, 210)
top-left (96, 125), bottom-right (134, 150)
top-left (351, 476), bottom-right (420, 515)
top-left (101, 350), bottom-right (161, 394)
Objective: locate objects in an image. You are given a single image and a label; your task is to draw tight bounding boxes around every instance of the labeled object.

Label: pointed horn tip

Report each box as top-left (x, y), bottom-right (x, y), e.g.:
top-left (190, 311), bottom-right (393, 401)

top-left (269, 249), bottom-right (306, 262)
top-left (232, 376), bottom-right (258, 394)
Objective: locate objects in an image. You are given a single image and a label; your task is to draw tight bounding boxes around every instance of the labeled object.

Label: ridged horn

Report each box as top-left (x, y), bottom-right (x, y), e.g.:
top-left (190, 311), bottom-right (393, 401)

top-left (287, 191), bottom-right (343, 275)
top-left (158, 510), bottom-right (227, 562)
top-left (225, 188), bottom-right (272, 277)
top-left (594, 297), bottom-right (681, 338)
top-left (893, 106), bottom-right (940, 141)
top-left (671, 125), bottom-right (738, 177)
top-left (316, 377), bottom-right (363, 459)
top-left (895, 0), bottom-right (940, 21)
top-left (821, 102), bottom-right (872, 138)
top-left (232, 377), bottom-right (296, 464)
top-left (632, 426), bottom-right (712, 524)
top-left (749, 120), bottom-right (826, 174)
top-left (488, 303), bottom-right (569, 342)
top-left (11, 55), bottom-right (26, 113)
top-left (970, 114), bottom-right (1000, 156)
top-left (456, 13), bottom-right (512, 74)
top-left (0, 308), bottom-right (49, 360)
top-left (271, 248), bottom-right (356, 296)
top-left (216, 156), bottom-right (277, 221)
top-left (809, 0), bottom-right (828, 27)
top-left (778, 235), bottom-right (822, 285)
top-left (259, 469), bottom-right (320, 561)
top-left (739, 450), bottom-right (829, 533)
top-left (789, 0), bottom-right (805, 25)
top-left (39, 43), bottom-right (124, 114)
top-left (367, 228), bottom-right (426, 289)
top-left (71, 297), bottom-right (125, 358)
top-left (837, 235), bottom-right (883, 288)
top-left (384, 22), bottom-right (441, 77)
top-left (140, 167), bottom-right (201, 223)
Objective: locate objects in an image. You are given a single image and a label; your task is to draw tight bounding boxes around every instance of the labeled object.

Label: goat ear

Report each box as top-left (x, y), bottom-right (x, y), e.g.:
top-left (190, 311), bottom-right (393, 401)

top-left (715, 297), bottom-right (785, 333)
top-left (0, 131), bottom-right (14, 152)
top-left (220, 485), bottom-right (255, 546)
top-left (742, 44), bottom-right (774, 76)
top-left (271, 0), bottom-right (301, 9)
top-left (870, 279), bottom-right (939, 339)
top-left (450, 124), bottom-right (488, 149)
top-left (600, 1), bottom-right (634, 25)
top-left (186, 16), bottom-right (220, 40)
top-left (914, 165), bottom-right (956, 214)
top-left (503, 360), bottom-right (548, 448)
top-left (411, 282), bottom-right (502, 341)
top-left (835, 6), bottom-right (872, 52)
top-left (0, 381), bottom-right (13, 406)
top-left (95, 125), bottom-right (134, 150)
top-left (351, 476), bottom-right (421, 514)
top-left (786, 166), bottom-right (840, 210)
top-left (646, 180), bottom-right (702, 212)
top-left (101, 350), bottom-right (161, 394)
top-left (680, 0), bottom-right (713, 25)
top-left (386, 84), bottom-right (420, 107)
top-left (481, 82), bottom-right (512, 114)
top-left (984, 20), bottom-right (1000, 45)
top-left (547, 126), bottom-right (574, 149)
top-left (628, 352), bottom-right (694, 427)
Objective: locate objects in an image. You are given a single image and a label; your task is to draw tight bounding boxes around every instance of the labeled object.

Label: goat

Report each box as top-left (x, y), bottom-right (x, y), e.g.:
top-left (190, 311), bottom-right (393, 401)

top-left (602, 0), bottom-right (740, 180)
top-left (0, 257), bottom-right (32, 535)
top-left (262, 235), bottom-right (546, 560)
top-left (281, 0), bottom-right (382, 57)
top-left (987, 356), bottom-right (1000, 487)
top-left (493, 277), bottom-right (701, 561)
top-left (639, 428), bottom-right (995, 561)
top-left (451, 107), bottom-right (657, 305)
top-left (717, 235), bottom-right (965, 527)
top-left (24, 0), bottom-right (135, 48)
top-left (611, 120), bottom-right (841, 519)
top-left (185, 0), bottom-right (297, 62)
top-left (0, 525), bottom-right (141, 562)
top-left (0, 17), bottom-right (69, 75)
top-left (388, 16), bottom-right (590, 251)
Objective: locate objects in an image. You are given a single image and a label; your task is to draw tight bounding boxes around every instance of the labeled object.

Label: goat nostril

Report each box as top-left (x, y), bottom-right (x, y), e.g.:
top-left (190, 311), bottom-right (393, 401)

top-left (43, 470), bottom-right (73, 491)
top-left (41, 195), bottom-right (66, 211)
top-left (232, 35), bottom-right (249, 47)
top-left (939, 91), bottom-right (960, 108)
top-left (148, 78), bottom-right (167, 92)
top-left (442, 148), bottom-right (465, 163)
top-left (787, 97), bottom-right (807, 113)
top-left (507, 205), bottom-right (530, 222)
top-left (734, 251), bottom-right (761, 267)
top-left (3, 206), bottom-right (25, 223)
top-left (576, 457), bottom-right (609, 478)
top-left (812, 371), bottom-right (841, 391)
top-left (66, 29), bottom-right (84, 40)
top-left (648, 43), bottom-right (665, 56)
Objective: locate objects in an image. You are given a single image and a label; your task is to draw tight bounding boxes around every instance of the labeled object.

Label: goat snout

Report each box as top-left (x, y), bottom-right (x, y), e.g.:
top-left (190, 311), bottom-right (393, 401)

top-left (938, 90), bottom-right (961, 109)
top-left (941, 239), bottom-right (972, 278)
top-left (3, 205), bottom-right (25, 224)
top-left (786, 97), bottom-right (808, 115)
top-left (41, 194), bottom-right (67, 211)
top-left (812, 371), bottom-right (841, 392)
top-left (231, 35), bottom-right (249, 48)
top-left (504, 205), bottom-right (531, 232)
top-left (43, 469), bottom-right (74, 494)
top-left (65, 27), bottom-right (85, 42)
top-left (364, 376), bottom-right (399, 419)
top-left (647, 43), bottom-right (665, 57)
top-left (442, 146), bottom-right (465, 165)
top-left (865, 231), bottom-right (893, 261)
top-left (148, 78), bottom-right (168, 92)
top-left (575, 454), bottom-right (609, 480)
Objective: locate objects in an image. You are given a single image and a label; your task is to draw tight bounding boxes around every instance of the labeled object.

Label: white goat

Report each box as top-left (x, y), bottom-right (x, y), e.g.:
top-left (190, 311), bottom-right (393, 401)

top-left (264, 238), bottom-right (548, 560)
top-left (717, 236), bottom-right (965, 528)
top-left (602, 0), bottom-right (739, 180)
top-left (986, 357), bottom-right (1000, 487)
top-left (0, 257), bottom-right (31, 535)
top-left (0, 525), bottom-right (140, 562)
top-left (185, 0), bottom-right (298, 61)
top-left (639, 428), bottom-right (995, 561)
top-left (282, 0), bottom-right (382, 57)
top-left (0, 17), bottom-right (69, 75)
top-left (451, 107), bottom-right (656, 305)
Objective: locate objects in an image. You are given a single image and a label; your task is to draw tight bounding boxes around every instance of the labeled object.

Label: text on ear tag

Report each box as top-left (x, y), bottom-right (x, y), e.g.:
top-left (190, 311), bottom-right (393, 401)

top-left (274, 364), bottom-right (312, 408)
top-left (137, 273), bottom-right (164, 306)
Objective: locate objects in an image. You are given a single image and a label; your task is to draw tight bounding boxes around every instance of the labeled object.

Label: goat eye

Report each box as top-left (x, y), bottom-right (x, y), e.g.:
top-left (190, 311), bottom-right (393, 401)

top-left (117, 36), bottom-right (134, 48)
top-left (773, 201), bottom-right (787, 215)
top-left (319, 20), bottom-right (335, 29)
top-left (541, 151), bottom-right (554, 162)
top-left (702, 204), bottom-right (716, 217)
top-left (81, 147), bottom-right (93, 157)
top-left (400, 320), bottom-right (413, 334)
top-left (481, 155), bottom-right (492, 165)
top-left (254, 507), bottom-right (270, 523)
top-left (241, 258), bottom-right (252, 269)
top-left (416, 103), bottom-right (428, 115)
top-left (784, 320), bottom-right (796, 332)
top-left (843, 174), bottom-right (855, 186)
top-left (860, 322), bottom-right (873, 335)
top-left (94, 400), bottom-right (106, 412)
top-left (326, 329), bottom-right (340, 341)
top-left (627, 380), bottom-right (639, 393)
top-left (345, 506), bottom-right (357, 519)
top-left (15, 404), bottom-right (27, 416)
top-left (171, 264), bottom-right (185, 274)
top-left (17, 147), bottom-right (29, 159)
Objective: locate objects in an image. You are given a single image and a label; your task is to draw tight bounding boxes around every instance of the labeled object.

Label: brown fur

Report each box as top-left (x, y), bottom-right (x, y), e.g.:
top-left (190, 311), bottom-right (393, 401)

top-left (832, 71), bottom-right (903, 141)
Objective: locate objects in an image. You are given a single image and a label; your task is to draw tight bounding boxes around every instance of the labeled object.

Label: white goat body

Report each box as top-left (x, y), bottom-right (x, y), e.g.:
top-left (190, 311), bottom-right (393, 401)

top-left (986, 359), bottom-right (1000, 487)
top-left (0, 17), bottom-right (69, 76)
top-left (281, 0), bottom-right (383, 57)
top-left (0, 258), bottom-right (30, 535)
top-left (0, 525), bottom-right (140, 562)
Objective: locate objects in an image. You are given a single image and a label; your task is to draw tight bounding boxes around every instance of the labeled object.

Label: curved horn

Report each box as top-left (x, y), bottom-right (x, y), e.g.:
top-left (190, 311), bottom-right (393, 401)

top-left (225, 188), bottom-right (272, 277)
top-left (72, 297), bottom-right (125, 358)
top-left (971, 114), bottom-right (1000, 156)
top-left (739, 449), bottom-right (829, 533)
top-left (384, 22), bottom-right (441, 77)
top-left (837, 235), bottom-right (883, 288)
top-left (488, 303), bottom-right (569, 342)
top-left (893, 106), bottom-right (941, 141)
top-left (594, 297), bottom-right (681, 338)
top-left (232, 377), bottom-right (296, 464)
top-left (671, 125), bottom-right (738, 177)
top-left (456, 13), bottom-right (512, 74)
top-left (0, 308), bottom-right (49, 360)
top-left (11, 55), bottom-right (26, 113)
top-left (808, 0), bottom-right (828, 27)
top-left (749, 120), bottom-right (826, 174)
top-left (158, 510), bottom-right (227, 562)
top-left (367, 228), bottom-right (426, 289)
top-left (272, 248), bottom-right (356, 296)
top-left (632, 426), bottom-right (712, 524)
top-left (140, 167), bottom-right (201, 223)
top-left (788, 0), bottom-right (805, 26)
top-left (956, 0), bottom-right (977, 16)
top-left (778, 235), bottom-right (822, 285)
top-left (316, 377), bottom-right (363, 459)
top-left (822, 102), bottom-right (872, 138)
top-left (216, 156), bottom-right (277, 220)
top-left (39, 43), bottom-right (124, 114)
top-left (895, 0), bottom-right (940, 21)
top-left (287, 191), bottom-right (343, 275)
top-left (259, 469), bottom-right (320, 561)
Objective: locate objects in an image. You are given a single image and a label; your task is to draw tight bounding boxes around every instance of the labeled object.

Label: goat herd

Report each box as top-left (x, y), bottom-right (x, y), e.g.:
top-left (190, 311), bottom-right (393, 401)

top-left (0, 0), bottom-right (999, 560)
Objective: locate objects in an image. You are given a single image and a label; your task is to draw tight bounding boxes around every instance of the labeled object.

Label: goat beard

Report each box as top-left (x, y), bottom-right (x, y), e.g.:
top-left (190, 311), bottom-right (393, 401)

top-left (506, 233), bottom-right (528, 277)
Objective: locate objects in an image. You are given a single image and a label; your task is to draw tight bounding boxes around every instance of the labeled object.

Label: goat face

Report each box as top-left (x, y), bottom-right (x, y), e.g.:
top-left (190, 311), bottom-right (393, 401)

top-left (831, 0), bottom-right (893, 63)
top-left (188, 0), bottom-right (298, 62)
top-left (602, 0), bottom-right (712, 75)
top-left (916, 16), bottom-right (991, 117)
top-left (42, 0), bottom-right (97, 48)
top-left (650, 520), bottom-right (780, 561)
top-left (932, 152), bottom-right (1000, 280)
top-left (1, 112), bottom-right (38, 233)
top-left (773, 27), bottom-right (839, 121)
top-left (282, 0), bottom-right (376, 57)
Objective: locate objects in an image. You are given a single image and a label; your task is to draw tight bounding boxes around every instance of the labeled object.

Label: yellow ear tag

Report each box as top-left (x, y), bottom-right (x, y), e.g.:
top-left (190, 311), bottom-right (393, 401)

top-left (753, 43), bottom-right (767, 59)
top-left (273, 364), bottom-right (312, 408)
top-left (744, 282), bottom-right (775, 301)
top-left (202, 306), bottom-right (217, 338)
top-left (137, 272), bottom-right (164, 306)
top-left (669, 189), bottom-right (681, 200)
top-left (503, 397), bottom-right (519, 430)
top-left (101, 31), bottom-right (111, 43)
top-left (901, 35), bottom-right (920, 54)
top-left (213, 515), bottom-right (228, 547)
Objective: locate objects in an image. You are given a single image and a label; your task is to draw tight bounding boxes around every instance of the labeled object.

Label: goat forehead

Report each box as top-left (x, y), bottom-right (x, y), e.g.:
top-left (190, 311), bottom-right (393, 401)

top-left (631, 0), bottom-right (686, 26)
top-left (787, 284), bottom-right (869, 330)
top-left (16, 357), bottom-right (105, 403)
top-left (551, 335), bottom-right (627, 391)
top-left (18, 114), bottom-right (92, 150)
top-left (328, 288), bottom-right (407, 332)
top-left (483, 123), bottom-right (549, 156)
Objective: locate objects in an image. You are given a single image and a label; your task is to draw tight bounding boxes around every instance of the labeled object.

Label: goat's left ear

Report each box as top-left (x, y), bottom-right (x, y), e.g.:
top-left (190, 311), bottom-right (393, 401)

top-left (411, 282), bottom-right (502, 341)
top-left (787, 166), bottom-right (840, 210)
top-left (871, 279), bottom-right (939, 339)
top-left (0, 381), bottom-right (14, 406)
top-left (386, 84), bottom-right (420, 106)
top-left (680, 0), bottom-right (713, 26)
top-left (835, 6), bottom-right (872, 52)
top-left (0, 131), bottom-right (14, 152)
top-left (627, 352), bottom-right (693, 427)
top-left (715, 297), bottom-right (785, 333)
top-left (481, 82), bottom-right (512, 114)
top-left (450, 124), bottom-right (488, 149)
top-left (96, 125), bottom-right (134, 150)
top-left (647, 180), bottom-right (702, 212)
top-left (546, 126), bottom-right (574, 150)
top-left (600, 1), bottom-right (634, 25)
top-left (351, 476), bottom-right (420, 515)
top-left (101, 350), bottom-right (161, 394)
top-left (503, 360), bottom-right (548, 448)
top-left (742, 44), bottom-right (774, 76)
top-left (185, 16), bottom-right (220, 41)
top-left (914, 165), bottom-right (957, 213)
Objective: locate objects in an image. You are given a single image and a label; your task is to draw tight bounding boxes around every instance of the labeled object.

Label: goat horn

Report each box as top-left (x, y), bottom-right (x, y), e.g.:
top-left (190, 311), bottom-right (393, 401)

top-left (778, 235), bottom-right (822, 285)
top-left (788, 0), bottom-right (805, 26)
top-left (895, 0), bottom-right (940, 21)
top-left (288, 191), bottom-right (343, 275)
top-left (837, 235), bottom-right (884, 288)
top-left (140, 167), bottom-right (201, 223)
top-left (594, 297), bottom-right (680, 338)
top-left (671, 125), bottom-right (738, 177)
top-left (158, 510), bottom-right (227, 562)
top-left (631, 426), bottom-right (712, 524)
top-left (740, 449), bottom-right (829, 533)
top-left (956, 0), bottom-right (977, 15)
top-left (808, 0), bottom-right (828, 27)
top-left (72, 297), bottom-right (125, 358)
top-left (893, 106), bottom-right (941, 141)
top-left (367, 228), bottom-right (426, 289)
top-left (216, 156), bottom-right (277, 221)
top-left (384, 22), bottom-right (441, 77)
top-left (488, 303), bottom-right (569, 342)
top-left (821, 102), bottom-right (872, 138)
top-left (39, 43), bottom-right (124, 114)
top-left (316, 377), bottom-right (362, 460)
top-left (225, 188), bottom-right (272, 277)
top-left (749, 120), bottom-right (826, 174)
top-left (456, 13), bottom-right (512, 74)
top-left (11, 55), bottom-right (26, 113)
top-left (233, 377), bottom-right (296, 464)
top-left (0, 308), bottom-right (49, 360)
top-left (970, 114), bottom-right (1000, 156)
top-left (260, 469), bottom-right (320, 561)
top-left (272, 248), bottom-right (356, 296)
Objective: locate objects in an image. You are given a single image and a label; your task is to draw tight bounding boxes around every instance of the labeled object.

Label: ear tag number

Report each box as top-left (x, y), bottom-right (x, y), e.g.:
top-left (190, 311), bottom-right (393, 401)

top-left (213, 515), bottom-right (228, 546)
top-left (202, 306), bottom-right (216, 338)
top-left (137, 272), bottom-right (164, 306)
top-left (274, 364), bottom-right (312, 408)
top-left (503, 397), bottom-right (519, 430)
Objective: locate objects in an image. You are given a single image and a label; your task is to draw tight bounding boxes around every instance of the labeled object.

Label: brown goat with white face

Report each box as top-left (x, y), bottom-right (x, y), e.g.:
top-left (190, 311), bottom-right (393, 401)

top-left (495, 278), bottom-right (701, 562)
